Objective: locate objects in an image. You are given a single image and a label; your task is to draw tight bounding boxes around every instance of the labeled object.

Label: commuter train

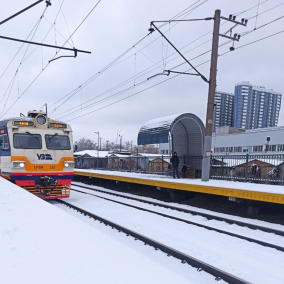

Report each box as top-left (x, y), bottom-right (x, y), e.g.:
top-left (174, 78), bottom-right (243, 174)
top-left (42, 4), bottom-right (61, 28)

top-left (0, 110), bottom-right (74, 199)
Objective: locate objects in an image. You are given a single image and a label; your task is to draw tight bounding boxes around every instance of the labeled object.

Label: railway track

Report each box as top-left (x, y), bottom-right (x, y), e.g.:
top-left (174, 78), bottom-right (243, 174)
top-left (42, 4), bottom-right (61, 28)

top-left (56, 199), bottom-right (251, 284)
top-left (71, 185), bottom-right (284, 252)
top-left (72, 182), bottom-right (284, 237)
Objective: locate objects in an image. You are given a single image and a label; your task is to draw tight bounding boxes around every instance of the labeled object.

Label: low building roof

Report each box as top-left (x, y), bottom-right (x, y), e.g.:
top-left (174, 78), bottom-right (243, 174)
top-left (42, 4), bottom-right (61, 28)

top-left (74, 150), bottom-right (110, 158)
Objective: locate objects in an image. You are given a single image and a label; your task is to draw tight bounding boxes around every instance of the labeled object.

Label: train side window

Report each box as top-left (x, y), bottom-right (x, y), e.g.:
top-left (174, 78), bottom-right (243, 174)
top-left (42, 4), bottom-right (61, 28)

top-left (0, 134), bottom-right (9, 150)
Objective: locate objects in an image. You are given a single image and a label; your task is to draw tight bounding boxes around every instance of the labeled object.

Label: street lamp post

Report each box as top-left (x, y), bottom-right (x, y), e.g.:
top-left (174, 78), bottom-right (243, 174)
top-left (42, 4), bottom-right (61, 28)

top-left (116, 130), bottom-right (122, 149)
top-left (119, 134), bottom-right (123, 152)
top-left (94, 131), bottom-right (99, 168)
top-left (99, 137), bottom-right (103, 151)
top-left (94, 132), bottom-right (99, 150)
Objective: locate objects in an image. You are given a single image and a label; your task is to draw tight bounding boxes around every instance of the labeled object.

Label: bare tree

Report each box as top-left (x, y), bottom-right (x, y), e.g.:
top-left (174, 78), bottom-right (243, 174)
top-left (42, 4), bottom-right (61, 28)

top-left (136, 144), bottom-right (158, 154)
top-left (75, 138), bottom-right (96, 151)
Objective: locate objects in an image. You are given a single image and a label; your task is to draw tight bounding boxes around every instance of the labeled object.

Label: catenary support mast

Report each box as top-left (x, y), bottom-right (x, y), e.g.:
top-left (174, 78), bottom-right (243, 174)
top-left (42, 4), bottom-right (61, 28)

top-left (201, 9), bottom-right (221, 181)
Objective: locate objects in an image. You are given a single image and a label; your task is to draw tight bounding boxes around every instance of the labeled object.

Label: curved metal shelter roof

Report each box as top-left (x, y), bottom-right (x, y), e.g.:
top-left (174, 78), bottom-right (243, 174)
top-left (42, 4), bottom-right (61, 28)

top-left (138, 113), bottom-right (205, 158)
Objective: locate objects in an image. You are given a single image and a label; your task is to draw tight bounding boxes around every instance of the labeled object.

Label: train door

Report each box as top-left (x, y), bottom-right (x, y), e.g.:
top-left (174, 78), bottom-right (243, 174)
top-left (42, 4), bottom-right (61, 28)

top-left (0, 134), bottom-right (10, 173)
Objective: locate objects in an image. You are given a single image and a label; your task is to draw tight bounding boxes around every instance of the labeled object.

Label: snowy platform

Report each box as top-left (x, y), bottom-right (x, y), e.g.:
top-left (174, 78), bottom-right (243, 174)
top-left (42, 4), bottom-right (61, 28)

top-left (75, 169), bottom-right (284, 204)
top-left (0, 177), bottom-right (198, 284)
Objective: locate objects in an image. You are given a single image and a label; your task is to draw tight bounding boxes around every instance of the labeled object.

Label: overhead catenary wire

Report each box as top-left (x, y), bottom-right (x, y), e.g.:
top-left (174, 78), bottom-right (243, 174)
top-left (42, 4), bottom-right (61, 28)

top-left (48, 0), bottom-right (209, 113)
top-left (0, 16), bottom-right (43, 81)
top-left (55, 37), bottom-right (235, 120)
top-left (50, 0), bottom-right (273, 118)
top-left (55, 38), bottom-right (238, 121)
top-left (0, 5), bottom-right (49, 114)
top-left (57, 0), bottom-right (75, 47)
top-left (65, 28), bottom-right (284, 122)
top-left (54, 2), bottom-right (279, 120)
top-left (1, 0), bottom-right (102, 119)
top-left (254, 0), bottom-right (262, 29)
top-left (22, 0), bottom-right (74, 64)
top-left (58, 7), bottom-right (284, 121)
top-left (168, 11), bottom-right (284, 71)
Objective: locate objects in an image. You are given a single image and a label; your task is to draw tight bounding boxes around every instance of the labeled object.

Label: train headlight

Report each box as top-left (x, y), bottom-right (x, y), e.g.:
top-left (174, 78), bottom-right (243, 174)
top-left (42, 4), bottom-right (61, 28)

top-left (13, 162), bottom-right (25, 169)
top-left (36, 115), bottom-right (47, 125)
top-left (64, 162), bottom-right (75, 168)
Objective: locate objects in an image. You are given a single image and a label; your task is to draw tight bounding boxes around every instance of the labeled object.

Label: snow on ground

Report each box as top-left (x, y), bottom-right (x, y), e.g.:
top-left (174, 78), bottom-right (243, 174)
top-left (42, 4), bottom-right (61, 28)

top-left (0, 177), bottom-right (218, 284)
top-left (73, 181), bottom-right (284, 232)
top-left (71, 184), bottom-right (284, 247)
top-left (75, 169), bottom-right (284, 194)
top-left (61, 189), bottom-right (284, 284)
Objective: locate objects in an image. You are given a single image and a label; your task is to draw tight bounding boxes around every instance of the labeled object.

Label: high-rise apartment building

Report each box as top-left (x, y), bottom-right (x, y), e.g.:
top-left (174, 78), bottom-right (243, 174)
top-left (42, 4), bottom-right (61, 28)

top-left (213, 91), bottom-right (234, 131)
top-left (234, 82), bottom-right (282, 129)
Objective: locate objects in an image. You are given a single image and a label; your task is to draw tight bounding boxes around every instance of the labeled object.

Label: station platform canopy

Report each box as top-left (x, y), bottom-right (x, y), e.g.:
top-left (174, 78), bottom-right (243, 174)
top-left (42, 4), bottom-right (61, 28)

top-left (138, 113), bottom-right (205, 159)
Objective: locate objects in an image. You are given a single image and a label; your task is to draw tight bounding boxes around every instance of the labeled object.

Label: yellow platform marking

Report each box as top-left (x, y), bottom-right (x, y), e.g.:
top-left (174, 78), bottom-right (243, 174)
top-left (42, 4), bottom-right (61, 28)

top-left (74, 171), bottom-right (284, 205)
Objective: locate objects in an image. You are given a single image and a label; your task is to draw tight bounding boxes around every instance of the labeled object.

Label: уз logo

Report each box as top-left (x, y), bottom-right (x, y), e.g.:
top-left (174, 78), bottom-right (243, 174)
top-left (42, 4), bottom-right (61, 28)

top-left (37, 154), bottom-right (53, 160)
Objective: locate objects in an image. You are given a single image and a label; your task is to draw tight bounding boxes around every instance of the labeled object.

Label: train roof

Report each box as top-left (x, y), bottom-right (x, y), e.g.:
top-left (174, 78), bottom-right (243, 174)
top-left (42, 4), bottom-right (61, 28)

top-left (0, 116), bottom-right (70, 128)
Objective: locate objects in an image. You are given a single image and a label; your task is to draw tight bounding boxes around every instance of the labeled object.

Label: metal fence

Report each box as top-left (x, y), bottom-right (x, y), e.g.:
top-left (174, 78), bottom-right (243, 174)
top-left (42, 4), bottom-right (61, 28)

top-left (75, 153), bottom-right (284, 185)
top-left (211, 154), bottom-right (284, 185)
top-left (75, 155), bottom-right (203, 178)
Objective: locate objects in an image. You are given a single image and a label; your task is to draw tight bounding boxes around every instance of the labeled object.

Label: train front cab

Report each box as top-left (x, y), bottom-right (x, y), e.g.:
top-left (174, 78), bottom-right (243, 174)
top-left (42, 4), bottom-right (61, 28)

top-left (0, 115), bottom-right (74, 199)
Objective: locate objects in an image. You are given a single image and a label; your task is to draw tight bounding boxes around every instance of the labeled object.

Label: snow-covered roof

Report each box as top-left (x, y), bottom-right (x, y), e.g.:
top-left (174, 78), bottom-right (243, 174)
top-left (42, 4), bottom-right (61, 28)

top-left (138, 153), bottom-right (164, 157)
top-left (141, 114), bottom-right (183, 129)
top-left (74, 150), bottom-right (110, 158)
top-left (138, 113), bottom-right (204, 146)
top-left (108, 154), bottom-right (131, 158)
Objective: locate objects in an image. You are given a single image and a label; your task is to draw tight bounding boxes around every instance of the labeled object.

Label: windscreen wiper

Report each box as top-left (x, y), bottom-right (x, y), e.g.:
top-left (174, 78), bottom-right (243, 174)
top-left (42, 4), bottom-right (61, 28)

top-left (25, 131), bottom-right (40, 140)
top-left (47, 133), bottom-right (58, 141)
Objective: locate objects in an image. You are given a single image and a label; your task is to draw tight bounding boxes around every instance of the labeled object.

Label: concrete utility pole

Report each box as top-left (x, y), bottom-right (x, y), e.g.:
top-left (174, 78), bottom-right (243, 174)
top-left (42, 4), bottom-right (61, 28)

top-left (148, 11), bottom-right (247, 182)
top-left (201, 9), bottom-right (221, 182)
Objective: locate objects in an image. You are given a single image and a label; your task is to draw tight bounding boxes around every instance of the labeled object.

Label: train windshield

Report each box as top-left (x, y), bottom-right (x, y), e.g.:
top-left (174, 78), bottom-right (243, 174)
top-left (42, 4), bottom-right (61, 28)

top-left (14, 133), bottom-right (42, 149)
top-left (45, 135), bottom-right (71, 150)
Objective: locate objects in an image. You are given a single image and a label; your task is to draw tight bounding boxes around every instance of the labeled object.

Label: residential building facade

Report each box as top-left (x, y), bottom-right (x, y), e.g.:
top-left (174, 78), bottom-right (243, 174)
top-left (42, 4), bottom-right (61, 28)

top-left (213, 91), bottom-right (234, 131)
top-left (234, 82), bottom-right (282, 129)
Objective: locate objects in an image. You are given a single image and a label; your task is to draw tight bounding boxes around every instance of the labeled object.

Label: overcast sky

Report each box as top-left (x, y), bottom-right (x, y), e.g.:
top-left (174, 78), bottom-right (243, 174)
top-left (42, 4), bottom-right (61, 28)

top-left (0, 0), bottom-right (283, 145)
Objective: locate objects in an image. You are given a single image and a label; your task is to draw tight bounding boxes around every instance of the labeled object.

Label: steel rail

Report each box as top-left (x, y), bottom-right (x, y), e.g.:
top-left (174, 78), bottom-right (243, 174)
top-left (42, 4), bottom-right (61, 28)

top-left (56, 199), bottom-right (251, 284)
top-left (71, 187), bottom-right (284, 253)
top-left (72, 182), bottom-right (284, 237)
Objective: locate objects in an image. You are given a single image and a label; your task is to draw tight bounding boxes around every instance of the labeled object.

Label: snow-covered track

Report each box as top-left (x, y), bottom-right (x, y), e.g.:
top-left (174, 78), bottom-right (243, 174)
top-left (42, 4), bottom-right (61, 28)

top-left (72, 182), bottom-right (284, 237)
top-left (72, 187), bottom-right (284, 253)
top-left (56, 199), bottom-right (251, 284)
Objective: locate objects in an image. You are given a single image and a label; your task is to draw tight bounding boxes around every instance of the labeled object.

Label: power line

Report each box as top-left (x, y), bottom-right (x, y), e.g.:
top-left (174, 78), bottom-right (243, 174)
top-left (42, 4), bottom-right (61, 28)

top-left (21, 0), bottom-right (74, 64)
top-left (50, 0), bottom-right (272, 118)
top-left (55, 1), bottom-right (280, 119)
top-left (1, 0), bottom-right (102, 118)
top-left (48, 0), bottom-right (209, 113)
top-left (60, 6), bottom-right (284, 121)
top-left (57, 0), bottom-right (75, 47)
top-left (65, 27), bottom-right (284, 122)
top-left (168, 12), bottom-right (284, 71)
top-left (0, 5), bottom-right (49, 114)
top-left (233, 29), bottom-right (284, 51)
